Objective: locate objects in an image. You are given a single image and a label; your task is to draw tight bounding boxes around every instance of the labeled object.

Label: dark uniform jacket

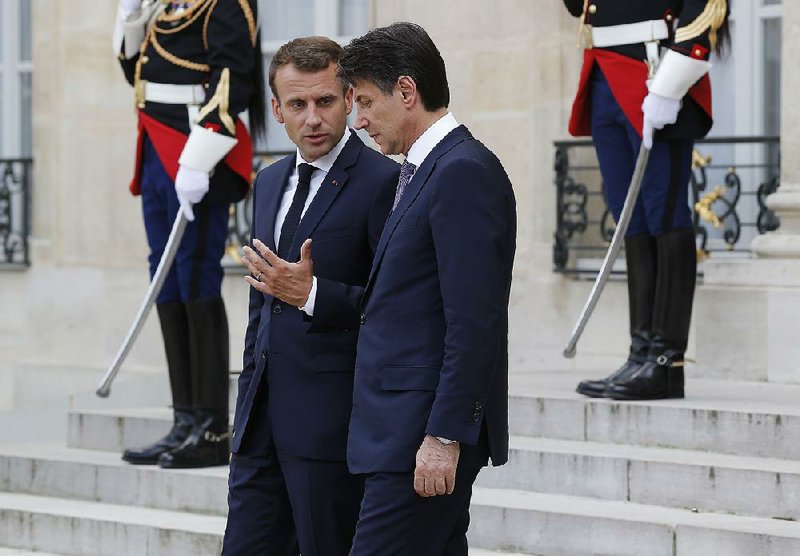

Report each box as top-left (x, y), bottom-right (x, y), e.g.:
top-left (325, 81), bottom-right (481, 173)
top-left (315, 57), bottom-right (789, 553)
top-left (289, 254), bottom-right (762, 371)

top-left (118, 0), bottom-right (261, 203)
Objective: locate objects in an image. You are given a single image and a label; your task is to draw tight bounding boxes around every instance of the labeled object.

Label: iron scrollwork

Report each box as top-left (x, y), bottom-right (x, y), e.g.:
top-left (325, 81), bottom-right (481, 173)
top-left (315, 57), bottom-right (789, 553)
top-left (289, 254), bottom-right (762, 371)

top-left (554, 145), bottom-right (589, 270)
top-left (0, 159), bottom-right (32, 267)
top-left (553, 137), bottom-right (780, 276)
top-left (757, 175), bottom-right (780, 233)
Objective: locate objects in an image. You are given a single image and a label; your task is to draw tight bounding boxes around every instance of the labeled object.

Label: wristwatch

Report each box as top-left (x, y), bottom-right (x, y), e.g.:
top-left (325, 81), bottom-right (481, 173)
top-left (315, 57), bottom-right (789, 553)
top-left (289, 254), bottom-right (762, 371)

top-left (435, 436), bottom-right (457, 446)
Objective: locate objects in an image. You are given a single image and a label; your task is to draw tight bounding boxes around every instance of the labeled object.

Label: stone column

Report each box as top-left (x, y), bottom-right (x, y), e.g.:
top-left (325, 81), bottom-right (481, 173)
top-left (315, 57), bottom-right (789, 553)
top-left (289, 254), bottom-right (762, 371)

top-left (750, 0), bottom-right (800, 259)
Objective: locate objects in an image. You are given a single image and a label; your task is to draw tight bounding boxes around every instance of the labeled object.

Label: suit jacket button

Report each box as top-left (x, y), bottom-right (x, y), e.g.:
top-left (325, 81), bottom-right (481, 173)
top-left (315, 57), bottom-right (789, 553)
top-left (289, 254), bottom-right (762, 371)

top-left (272, 302), bottom-right (282, 315)
top-left (360, 314), bottom-right (366, 325)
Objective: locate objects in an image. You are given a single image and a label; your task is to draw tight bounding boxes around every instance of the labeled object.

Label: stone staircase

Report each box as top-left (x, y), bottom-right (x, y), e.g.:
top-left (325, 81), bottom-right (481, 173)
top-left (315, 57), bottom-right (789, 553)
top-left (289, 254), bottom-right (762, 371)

top-left (2, 371), bottom-right (800, 555)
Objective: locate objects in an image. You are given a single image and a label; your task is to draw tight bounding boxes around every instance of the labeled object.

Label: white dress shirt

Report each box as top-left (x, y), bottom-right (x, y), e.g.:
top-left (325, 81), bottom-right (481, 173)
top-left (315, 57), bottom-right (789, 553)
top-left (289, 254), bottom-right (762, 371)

top-left (405, 112), bottom-right (459, 173)
top-left (275, 128), bottom-right (351, 316)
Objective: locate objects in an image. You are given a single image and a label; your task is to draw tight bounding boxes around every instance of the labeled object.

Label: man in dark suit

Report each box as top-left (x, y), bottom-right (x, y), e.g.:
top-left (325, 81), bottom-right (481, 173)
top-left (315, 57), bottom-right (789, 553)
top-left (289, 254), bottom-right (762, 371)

top-left (334, 22), bottom-right (517, 555)
top-left (221, 37), bottom-right (398, 556)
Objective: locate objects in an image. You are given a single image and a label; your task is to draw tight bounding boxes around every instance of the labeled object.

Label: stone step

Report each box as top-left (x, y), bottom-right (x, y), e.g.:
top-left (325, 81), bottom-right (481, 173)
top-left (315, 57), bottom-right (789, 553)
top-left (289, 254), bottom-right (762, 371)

top-left (469, 487), bottom-right (800, 556)
top-left (11, 436), bottom-right (800, 523)
top-left (0, 491), bottom-right (527, 556)
top-left (0, 444), bottom-right (227, 515)
top-left (0, 548), bottom-right (66, 556)
top-left (476, 435), bottom-right (800, 520)
top-left (67, 374), bottom-right (241, 452)
top-left (68, 407), bottom-right (174, 452)
top-left (510, 371), bottom-right (800, 459)
top-left (0, 492), bottom-right (225, 556)
top-left (74, 371), bottom-right (800, 461)
top-left (67, 408), bottom-right (234, 452)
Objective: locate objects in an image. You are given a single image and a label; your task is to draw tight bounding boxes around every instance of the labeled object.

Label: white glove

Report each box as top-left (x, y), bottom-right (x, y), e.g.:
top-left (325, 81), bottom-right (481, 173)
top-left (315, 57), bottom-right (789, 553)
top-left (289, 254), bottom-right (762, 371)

top-left (175, 165), bottom-right (210, 222)
top-left (119, 0), bottom-right (143, 18)
top-left (641, 92), bottom-right (681, 150)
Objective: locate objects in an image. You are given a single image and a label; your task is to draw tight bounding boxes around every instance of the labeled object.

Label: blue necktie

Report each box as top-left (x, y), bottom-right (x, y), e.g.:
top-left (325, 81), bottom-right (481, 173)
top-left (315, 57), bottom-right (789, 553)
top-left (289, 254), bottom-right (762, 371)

top-left (392, 160), bottom-right (417, 211)
top-left (278, 163), bottom-right (315, 261)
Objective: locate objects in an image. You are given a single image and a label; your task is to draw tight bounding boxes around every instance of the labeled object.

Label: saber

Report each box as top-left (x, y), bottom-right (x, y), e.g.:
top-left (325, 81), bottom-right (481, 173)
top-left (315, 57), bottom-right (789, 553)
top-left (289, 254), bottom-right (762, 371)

top-left (96, 211), bottom-right (188, 397)
top-left (563, 145), bottom-right (651, 358)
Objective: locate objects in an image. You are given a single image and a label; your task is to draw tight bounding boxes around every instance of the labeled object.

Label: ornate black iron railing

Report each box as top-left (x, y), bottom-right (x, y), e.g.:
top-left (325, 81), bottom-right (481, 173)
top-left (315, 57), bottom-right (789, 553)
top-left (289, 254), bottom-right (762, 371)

top-left (0, 158), bottom-right (33, 268)
top-left (224, 150), bottom-right (292, 269)
top-left (553, 136), bottom-right (780, 276)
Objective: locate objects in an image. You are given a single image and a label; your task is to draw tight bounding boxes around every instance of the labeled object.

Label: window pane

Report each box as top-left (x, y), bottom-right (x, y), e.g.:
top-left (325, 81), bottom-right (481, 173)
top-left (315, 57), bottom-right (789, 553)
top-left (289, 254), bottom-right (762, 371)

top-left (19, 0), bottom-right (31, 61)
top-left (259, 0), bottom-right (314, 42)
top-left (763, 18), bottom-right (781, 137)
top-left (763, 17), bottom-right (781, 171)
top-left (20, 72), bottom-right (32, 157)
top-left (339, 0), bottom-right (368, 37)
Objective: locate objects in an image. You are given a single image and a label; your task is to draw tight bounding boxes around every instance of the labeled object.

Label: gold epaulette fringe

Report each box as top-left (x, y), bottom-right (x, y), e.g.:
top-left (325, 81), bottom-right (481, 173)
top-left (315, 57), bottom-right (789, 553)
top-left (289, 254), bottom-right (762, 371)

top-left (674, 0), bottom-right (728, 50)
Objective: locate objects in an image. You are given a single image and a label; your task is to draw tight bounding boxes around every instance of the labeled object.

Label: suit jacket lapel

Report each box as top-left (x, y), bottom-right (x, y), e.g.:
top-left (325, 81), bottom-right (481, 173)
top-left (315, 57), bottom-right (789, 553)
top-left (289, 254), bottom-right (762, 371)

top-left (258, 154), bottom-right (296, 252)
top-left (365, 125), bottom-right (473, 292)
top-left (286, 133), bottom-right (361, 261)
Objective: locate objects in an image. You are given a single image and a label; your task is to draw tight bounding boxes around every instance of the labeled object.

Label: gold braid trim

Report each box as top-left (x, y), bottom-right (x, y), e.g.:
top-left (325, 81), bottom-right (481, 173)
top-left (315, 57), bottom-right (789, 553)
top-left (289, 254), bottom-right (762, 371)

top-left (237, 0), bottom-right (258, 47)
top-left (155, 0), bottom-right (213, 34)
top-left (674, 0), bottom-right (727, 50)
top-left (150, 31), bottom-right (210, 72)
top-left (158, 0), bottom-right (211, 22)
top-left (196, 67), bottom-right (236, 134)
top-left (202, 0), bottom-right (220, 51)
top-left (133, 25), bottom-right (157, 108)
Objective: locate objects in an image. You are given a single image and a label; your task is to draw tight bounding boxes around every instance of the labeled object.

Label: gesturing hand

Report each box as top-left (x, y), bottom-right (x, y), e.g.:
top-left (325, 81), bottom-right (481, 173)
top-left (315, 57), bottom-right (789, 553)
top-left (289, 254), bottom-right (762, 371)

top-left (242, 238), bottom-right (314, 308)
top-left (413, 434), bottom-right (460, 497)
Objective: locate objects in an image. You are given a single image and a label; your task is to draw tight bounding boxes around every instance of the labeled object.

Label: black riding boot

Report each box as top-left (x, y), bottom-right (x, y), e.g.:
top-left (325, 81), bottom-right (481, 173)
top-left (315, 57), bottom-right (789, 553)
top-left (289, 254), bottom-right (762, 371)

top-left (576, 235), bottom-right (656, 397)
top-left (607, 228), bottom-right (696, 400)
top-left (159, 298), bottom-right (230, 468)
top-left (122, 408), bottom-right (194, 464)
top-left (122, 302), bottom-right (194, 464)
top-left (159, 410), bottom-right (231, 468)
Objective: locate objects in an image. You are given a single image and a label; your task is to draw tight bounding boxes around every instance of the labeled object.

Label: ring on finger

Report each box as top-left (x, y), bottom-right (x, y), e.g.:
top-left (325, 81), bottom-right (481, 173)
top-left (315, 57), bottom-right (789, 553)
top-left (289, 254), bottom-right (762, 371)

top-left (255, 271), bottom-right (262, 281)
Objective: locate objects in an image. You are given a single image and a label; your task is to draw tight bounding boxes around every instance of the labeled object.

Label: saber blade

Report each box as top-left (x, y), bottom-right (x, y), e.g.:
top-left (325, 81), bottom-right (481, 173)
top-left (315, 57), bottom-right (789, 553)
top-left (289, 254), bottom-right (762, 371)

top-left (96, 211), bottom-right (188, 397)
top-left (563, 145), bottom-right (651, 358)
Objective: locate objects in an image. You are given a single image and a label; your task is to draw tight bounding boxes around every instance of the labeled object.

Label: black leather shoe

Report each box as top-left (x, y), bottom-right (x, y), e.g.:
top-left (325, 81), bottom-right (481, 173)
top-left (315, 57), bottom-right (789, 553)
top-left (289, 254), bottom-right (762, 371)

top-left (122, 409), bottom-right (194, 465)
top-left (158, 412), bottom-right (230, 469)
top-left (576, 358), bottom-right (644, 398)
top-left (605, 351), bottom-right (685, 400)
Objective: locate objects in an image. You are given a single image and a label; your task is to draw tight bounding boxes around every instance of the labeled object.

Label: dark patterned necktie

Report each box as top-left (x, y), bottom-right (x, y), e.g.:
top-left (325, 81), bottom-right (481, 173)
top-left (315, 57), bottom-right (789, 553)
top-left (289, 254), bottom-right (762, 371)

top-left (392, 160), bottom-right (417, 211)
top-left (278, 163), bottom-right (315, 261)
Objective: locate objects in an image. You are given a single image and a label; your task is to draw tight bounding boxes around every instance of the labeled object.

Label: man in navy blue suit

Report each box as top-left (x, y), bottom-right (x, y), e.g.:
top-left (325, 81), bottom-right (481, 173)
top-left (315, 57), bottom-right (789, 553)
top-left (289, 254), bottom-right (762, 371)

top-left (221, 37), bottom-right (398, 556)
top-left (334, 22), bottom-right (517, 555)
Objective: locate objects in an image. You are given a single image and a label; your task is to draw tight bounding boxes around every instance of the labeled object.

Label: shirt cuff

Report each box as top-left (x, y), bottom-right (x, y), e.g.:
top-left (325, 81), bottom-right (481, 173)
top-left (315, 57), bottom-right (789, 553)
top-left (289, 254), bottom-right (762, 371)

top-left (300, 276), bottom-right (318, 316)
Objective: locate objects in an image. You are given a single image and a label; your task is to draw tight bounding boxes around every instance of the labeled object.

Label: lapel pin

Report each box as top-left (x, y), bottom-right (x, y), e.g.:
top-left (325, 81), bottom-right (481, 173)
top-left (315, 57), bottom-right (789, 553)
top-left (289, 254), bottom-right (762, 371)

top-left (331, 179), bottom-right (339, 186)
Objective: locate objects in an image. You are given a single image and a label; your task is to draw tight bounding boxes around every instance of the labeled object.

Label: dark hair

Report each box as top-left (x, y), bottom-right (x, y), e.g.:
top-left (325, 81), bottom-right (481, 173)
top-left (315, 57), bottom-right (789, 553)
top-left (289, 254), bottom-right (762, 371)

top-left (268, 36), bottom-right (345, 101)
top-left (338, 22), bottom-right (449, 112)
top-left (713, 1), bottom-right (732, 58)
top-left (247, 29), bottom-right (267, 140)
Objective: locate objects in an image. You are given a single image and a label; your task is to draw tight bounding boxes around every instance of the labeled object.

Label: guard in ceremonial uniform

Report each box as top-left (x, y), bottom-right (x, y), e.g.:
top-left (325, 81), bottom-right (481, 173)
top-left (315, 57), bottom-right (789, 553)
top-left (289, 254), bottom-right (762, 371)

top-left (113, 0), bottom-right (265, 467)
top-left (564, 0), bottom-right (729, 400)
